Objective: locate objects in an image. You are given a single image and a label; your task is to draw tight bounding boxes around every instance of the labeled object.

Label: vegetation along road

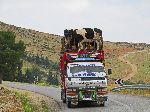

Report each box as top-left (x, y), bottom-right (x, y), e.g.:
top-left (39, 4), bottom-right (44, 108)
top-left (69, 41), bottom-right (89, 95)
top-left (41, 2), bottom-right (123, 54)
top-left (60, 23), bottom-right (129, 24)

top-left (4, 81), bottom-right (150, 112)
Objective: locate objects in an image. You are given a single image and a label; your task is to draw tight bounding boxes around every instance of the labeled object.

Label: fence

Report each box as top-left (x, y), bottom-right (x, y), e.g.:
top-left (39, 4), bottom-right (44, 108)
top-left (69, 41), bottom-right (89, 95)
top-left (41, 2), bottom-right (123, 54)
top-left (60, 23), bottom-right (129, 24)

top-left (112, 84), bottom-right (150, 92)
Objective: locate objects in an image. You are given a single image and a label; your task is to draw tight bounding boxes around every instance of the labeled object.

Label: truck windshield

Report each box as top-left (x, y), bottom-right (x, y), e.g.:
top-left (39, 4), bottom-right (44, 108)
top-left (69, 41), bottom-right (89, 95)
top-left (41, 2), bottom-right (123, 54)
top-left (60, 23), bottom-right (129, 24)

top-left (70, 66), bottom-right (104, 74)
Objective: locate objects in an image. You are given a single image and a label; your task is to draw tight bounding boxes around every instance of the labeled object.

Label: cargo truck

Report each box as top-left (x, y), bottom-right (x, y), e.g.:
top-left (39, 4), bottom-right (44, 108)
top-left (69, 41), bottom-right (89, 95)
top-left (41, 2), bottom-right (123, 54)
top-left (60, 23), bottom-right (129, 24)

top-left (59, 28), bottom-right (111, 108)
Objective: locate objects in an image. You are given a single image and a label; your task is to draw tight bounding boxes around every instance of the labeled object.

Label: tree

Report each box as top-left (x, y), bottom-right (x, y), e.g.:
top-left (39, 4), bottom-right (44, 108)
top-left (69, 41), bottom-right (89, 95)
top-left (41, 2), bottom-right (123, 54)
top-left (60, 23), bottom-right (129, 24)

top-left (47, 68), bottom-right (59, 86)
top-left (24, 66), bottom-right (42, 84)
top-left (47, 68), bottom-right (53, 84)
top-left (0, 31), bottom-right (25, 84)
top-left (25, 68), bottom-right (32, 83)
top-left (54, 72), bottom-right (59, 86)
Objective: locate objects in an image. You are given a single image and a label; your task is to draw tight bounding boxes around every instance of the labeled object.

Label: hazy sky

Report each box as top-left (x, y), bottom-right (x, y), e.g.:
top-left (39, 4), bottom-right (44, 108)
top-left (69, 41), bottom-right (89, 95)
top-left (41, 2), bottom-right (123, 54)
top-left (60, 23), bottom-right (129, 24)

top-left (0, 0), bottom-right (150, 43)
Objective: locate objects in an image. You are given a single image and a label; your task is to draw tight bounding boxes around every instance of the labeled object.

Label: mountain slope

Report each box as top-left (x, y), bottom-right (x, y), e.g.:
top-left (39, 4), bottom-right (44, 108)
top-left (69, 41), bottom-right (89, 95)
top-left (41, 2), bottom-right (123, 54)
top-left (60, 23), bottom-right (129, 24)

top-left (124, 50), bottom-right (150, 84)
top-left (0, 21), bottom-right (62, 62)
top-left (1, 21), bottom-right (150, 83)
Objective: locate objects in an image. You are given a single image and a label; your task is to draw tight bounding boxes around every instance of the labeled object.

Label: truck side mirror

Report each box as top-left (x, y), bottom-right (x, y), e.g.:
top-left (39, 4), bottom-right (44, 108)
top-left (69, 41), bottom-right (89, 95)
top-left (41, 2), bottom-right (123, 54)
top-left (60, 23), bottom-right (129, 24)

top-left (108, 68), bottom-right (112, 75)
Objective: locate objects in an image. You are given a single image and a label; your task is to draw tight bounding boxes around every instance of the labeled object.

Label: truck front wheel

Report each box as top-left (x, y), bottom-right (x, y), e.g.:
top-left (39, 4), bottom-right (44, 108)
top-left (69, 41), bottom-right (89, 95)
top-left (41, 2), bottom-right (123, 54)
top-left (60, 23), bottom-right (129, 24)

top-left (62, 93), bottom-right (66, 103)
top-left (100, 102), bottom-right (105, 107)
top-left (97, 100), bottom-right (105, 107)
top-left (61, 90), bottom-right (66, 103)
top-left (67, 101), bottom-right (72, 108)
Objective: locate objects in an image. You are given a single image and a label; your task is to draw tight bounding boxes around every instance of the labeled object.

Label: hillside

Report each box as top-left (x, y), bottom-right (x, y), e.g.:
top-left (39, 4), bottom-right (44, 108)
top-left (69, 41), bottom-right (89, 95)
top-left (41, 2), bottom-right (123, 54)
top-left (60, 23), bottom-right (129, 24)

top-left (124, 50), bottom-right (150, 84)
top-left (1, 21), bottom-right (150, 84)
top-left (1, 21), bottom-right (150, 62)
top-left (103, 41), bottom-right (136, 81)
top-left (0, 21), bottom-right (62, 62)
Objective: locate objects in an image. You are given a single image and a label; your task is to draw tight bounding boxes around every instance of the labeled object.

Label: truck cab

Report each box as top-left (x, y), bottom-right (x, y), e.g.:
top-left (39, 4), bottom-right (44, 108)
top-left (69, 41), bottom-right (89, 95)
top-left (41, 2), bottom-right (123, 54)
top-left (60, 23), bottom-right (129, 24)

top-left (66, 62), bottom-right (107, 88)
top-left (63, 61), bottom-right (108, 107)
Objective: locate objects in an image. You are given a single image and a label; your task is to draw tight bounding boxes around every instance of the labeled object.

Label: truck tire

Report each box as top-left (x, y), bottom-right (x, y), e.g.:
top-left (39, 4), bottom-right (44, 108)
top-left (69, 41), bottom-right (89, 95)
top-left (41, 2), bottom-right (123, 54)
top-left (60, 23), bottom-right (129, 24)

top-left (97, 100), bottom-right (105, 107)
top-left (100, 102), bottom-right (105, 107)
top-left (63, 97), bottom-right (66, 103)
top-left (62, 93), bottom-right (66, 103)
top-left (61, 90), bottom-right (66, 103)
top-left (67, 101), bottom-right (72, 108)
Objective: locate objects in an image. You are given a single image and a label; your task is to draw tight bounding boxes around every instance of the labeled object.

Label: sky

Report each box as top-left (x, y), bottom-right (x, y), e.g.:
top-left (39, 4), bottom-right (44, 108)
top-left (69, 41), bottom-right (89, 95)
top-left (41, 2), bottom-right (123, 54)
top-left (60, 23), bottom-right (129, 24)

top-left (0, 0), bottom-right (150, 43)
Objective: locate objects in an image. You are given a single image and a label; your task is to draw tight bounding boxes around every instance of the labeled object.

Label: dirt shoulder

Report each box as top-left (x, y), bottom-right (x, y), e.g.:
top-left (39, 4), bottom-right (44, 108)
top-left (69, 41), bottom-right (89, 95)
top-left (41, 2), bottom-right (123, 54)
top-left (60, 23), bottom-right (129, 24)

top-left (0, 84), bottom-right (60, 112)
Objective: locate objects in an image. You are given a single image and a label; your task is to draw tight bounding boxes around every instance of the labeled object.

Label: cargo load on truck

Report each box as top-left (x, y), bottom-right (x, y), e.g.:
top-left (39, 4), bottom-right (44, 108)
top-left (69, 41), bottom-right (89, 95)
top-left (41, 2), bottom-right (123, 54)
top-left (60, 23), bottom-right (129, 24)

top-left (61, 28), bottom-right (103, 53)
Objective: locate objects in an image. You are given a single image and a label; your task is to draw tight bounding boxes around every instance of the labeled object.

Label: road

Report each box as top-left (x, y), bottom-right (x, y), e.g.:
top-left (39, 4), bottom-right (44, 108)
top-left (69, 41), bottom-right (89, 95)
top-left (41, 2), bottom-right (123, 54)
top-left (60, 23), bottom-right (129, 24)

top-left (3, 81), bottom-right (150, 112)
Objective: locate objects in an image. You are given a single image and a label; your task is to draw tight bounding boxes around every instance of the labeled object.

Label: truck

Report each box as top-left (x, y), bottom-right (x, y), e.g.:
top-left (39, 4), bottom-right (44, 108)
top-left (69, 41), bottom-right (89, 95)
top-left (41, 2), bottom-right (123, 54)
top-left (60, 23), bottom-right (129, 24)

top-left (59, 28), bottom-right (112, 108)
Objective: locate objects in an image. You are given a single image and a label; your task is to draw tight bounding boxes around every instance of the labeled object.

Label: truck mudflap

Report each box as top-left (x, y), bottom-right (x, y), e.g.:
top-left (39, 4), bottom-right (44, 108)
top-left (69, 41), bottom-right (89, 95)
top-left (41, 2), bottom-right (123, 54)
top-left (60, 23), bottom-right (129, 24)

top-left (97, 95), bottom-right (108, 106)
top-left (97, 95), bottom-right (108, 101)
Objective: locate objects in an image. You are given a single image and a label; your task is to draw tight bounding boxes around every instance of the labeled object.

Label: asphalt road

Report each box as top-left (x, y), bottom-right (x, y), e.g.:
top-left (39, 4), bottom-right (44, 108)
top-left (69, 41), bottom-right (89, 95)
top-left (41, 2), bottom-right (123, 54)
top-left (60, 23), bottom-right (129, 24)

top-left (3, 82), bottom-right (150, 112)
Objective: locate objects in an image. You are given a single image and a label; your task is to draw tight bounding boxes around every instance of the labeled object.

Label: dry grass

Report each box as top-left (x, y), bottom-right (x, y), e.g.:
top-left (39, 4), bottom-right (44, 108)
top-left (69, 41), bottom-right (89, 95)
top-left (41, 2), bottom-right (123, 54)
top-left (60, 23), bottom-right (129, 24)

top-left (0, 86), bottom-right (24, 112)
top-left (0, 21), bottom-right (62, 62)
top-left (0, 85), bottom-right (60, 112)
top-left (118, 89), bottom-right (150, 97)
top-left (124, 50), bottom-right (150, 84)
top-left (104, 42), bottom-right (136, 83)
